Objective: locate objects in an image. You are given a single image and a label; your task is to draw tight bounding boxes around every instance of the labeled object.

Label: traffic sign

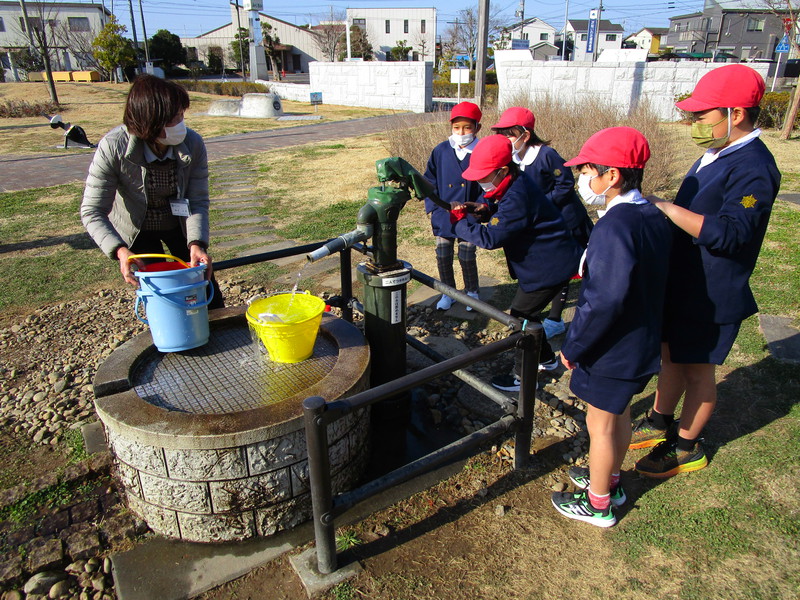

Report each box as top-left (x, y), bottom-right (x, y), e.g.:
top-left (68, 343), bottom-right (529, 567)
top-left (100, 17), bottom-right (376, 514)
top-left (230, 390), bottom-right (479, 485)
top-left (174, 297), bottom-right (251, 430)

top-left (776, 34), bottom-right (790, 54)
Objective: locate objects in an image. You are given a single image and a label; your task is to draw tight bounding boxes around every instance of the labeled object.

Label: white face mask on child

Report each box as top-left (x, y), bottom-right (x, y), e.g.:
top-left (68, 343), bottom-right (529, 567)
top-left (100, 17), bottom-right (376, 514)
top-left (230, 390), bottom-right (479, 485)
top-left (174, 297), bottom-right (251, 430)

top-left (450, 133), bottom-right (475, 147)
top-left (577, 173), bottom-right (611, 206)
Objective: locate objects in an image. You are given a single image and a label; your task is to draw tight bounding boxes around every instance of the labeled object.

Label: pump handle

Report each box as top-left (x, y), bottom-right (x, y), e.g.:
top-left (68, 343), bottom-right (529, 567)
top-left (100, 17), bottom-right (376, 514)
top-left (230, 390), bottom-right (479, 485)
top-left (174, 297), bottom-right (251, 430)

top-left (375, 157), bottom-right (452, 211)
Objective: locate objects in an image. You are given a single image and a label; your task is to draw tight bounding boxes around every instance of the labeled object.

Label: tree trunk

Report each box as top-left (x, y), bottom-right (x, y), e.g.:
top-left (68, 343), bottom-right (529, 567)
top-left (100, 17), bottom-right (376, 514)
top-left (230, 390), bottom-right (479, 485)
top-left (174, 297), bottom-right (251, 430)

top-left (39, 28), bottom-right (59, 105)
top-left (780, 78), bottom-right (800, 140)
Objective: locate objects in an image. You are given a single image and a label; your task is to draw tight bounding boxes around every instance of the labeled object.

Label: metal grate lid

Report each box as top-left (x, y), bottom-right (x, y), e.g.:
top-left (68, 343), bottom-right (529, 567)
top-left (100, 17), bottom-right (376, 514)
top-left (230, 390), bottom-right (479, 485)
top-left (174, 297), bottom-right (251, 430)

top-left (133, 325), bottom-right (338, 414)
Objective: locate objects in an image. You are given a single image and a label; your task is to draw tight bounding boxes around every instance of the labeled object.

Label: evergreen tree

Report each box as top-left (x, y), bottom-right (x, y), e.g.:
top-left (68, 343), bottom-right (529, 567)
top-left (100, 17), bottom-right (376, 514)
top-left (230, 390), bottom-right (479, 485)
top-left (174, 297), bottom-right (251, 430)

top-left (92, 17), bottom-right (137, 82)
top-left (149, 29), bottom-right (186, 73)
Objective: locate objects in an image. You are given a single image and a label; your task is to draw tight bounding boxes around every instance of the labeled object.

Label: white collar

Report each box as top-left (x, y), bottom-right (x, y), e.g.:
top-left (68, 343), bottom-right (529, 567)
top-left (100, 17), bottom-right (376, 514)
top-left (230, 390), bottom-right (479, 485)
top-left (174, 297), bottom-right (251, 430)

top-left (515, 144), bottom-right (541, 170)
top-left (143, 143), bottom-right (175, 163)
top-left (696, 128), bottom-right (761, 173)
top-left (597, 188), bottom-right (647, 219)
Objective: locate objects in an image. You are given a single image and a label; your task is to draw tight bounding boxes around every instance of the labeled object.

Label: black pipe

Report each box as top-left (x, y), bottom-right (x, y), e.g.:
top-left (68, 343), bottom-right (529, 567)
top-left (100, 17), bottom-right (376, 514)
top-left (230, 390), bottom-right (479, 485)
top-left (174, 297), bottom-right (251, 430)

top-left (215, 241), bottom-right (329, 271)
top-left (515, 330), bottom-right (541, 470)
top-left (410, 269), bottom-right (522, 330)
top-left (339, 248), bottom-right (353, 323)
top-left (405, 335), bottom-right (517, 414)
top-left (333, 414), bottom-right (516, 515)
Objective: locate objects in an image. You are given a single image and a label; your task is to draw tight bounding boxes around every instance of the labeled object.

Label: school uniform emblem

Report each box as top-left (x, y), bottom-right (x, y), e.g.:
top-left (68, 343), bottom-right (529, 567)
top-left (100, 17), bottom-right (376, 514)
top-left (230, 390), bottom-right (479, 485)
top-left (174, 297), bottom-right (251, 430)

top-left (490, 217), bottom-right (500, 226)
top-left (740, 194), bottom-right (758, 208)
top-left (553, 169), bottom-right (561, 177)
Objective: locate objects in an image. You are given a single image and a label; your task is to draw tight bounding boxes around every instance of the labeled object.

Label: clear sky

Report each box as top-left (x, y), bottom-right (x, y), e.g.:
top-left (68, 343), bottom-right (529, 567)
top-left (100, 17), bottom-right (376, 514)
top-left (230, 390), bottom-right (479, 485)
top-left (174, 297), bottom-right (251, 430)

top-left (86, 0), bottom-right (705, 39)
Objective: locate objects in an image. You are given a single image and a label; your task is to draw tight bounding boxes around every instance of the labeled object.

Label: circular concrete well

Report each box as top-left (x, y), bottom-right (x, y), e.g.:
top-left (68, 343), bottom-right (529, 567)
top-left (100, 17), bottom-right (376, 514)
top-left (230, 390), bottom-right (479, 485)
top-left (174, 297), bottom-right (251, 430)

top-left (93, 307), bottom-right (371, 543)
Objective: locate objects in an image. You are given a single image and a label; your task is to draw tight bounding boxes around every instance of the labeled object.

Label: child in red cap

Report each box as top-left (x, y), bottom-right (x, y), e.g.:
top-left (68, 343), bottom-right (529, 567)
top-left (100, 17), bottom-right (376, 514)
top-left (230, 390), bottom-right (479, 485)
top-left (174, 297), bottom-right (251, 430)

top-left (551, 126), bottom-right (672, 527)
top-left (452, 135), bottom-right (581, 386)
top-left (630, 64), bottom-right (781, 478)
top-left (492, 107), bottom-right (594, 339)
top-left (423, 102), bottom-right (485, 311)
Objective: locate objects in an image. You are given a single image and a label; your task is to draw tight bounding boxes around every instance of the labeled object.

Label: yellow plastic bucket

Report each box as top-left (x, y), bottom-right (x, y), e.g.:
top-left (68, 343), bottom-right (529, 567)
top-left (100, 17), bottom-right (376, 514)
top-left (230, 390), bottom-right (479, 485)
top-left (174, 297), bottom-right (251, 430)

top-left (246, 292), bottom-right (326, 363)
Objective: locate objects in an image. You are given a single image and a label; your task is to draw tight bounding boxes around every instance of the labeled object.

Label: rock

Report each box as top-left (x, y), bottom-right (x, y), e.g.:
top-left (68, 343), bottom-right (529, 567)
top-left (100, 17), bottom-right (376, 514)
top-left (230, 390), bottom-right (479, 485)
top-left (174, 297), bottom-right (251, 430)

top-left (90, 575), bottom-right (106, 592)
top-left (48, 579), bottom-right (71, 598)
top-left (23, 572), bottom-right (66, 595)
top-left (495, 504), bottom-right (509, 516)
top-left (102, 558), bottom-right (111, 575)
top-left (65, 526), bottom-right (101, 561)
top-left (0, 554), bottom-right (23, 586)
top-left (26, 539), bottom-right (64, 573)
top-left (65, 561), bottom-right (86, 574)
top-left (84, 558), bottom-right (100, 573)
top-left (551, 481), bottom-right (568, 492)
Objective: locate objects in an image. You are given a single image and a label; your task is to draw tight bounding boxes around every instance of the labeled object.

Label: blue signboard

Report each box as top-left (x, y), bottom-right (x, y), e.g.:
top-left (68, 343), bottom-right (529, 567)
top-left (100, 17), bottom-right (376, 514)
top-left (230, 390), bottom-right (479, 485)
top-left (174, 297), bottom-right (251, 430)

top-left (586, 13), bottom-right (598, 54)
top-left (776, 34), bottom-right (790, 54)
top-left (511, 38), bottom-right (530, 50)
top-left (310, 92), bottom-right (322, 105)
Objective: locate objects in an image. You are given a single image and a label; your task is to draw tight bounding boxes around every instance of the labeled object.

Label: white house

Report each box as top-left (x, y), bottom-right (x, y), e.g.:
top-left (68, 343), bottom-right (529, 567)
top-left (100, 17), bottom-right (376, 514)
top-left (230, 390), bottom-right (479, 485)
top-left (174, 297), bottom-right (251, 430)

top-left (497, 17), bottom-right (558, 51)
top-left (566, 18), bottom-right (624, 62)
top-left (625, 27), bottom-right (669, 53)
top-left (0, 0), bottom-right (110, 73)
top-left (180, 4), bottom-right (323, 73)
top-left (345, 7), bottom-right (436, 61)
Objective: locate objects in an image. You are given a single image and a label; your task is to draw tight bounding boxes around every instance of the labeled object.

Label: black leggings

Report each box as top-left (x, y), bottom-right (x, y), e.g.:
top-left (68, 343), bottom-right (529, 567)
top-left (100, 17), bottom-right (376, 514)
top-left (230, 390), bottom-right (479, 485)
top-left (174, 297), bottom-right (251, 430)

top-left (510, 281), bottom-right (569, 375)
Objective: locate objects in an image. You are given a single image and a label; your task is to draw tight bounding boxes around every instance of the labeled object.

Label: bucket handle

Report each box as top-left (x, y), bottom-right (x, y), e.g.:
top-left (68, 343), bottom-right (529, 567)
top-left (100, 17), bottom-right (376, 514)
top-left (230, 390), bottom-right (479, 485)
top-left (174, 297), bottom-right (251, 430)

top-left (128, 253), bottom-right (191, 268)
top-left (135, 279), bottom-right (214, 313)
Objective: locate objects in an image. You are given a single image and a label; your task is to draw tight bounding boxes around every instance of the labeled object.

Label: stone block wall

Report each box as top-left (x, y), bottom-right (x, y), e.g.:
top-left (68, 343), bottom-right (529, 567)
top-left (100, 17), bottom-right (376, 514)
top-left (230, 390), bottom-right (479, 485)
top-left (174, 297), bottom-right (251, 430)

top-left (107, 407), bottom-right (370, 543)
top-left (494, 51), bottom-right (770, 121)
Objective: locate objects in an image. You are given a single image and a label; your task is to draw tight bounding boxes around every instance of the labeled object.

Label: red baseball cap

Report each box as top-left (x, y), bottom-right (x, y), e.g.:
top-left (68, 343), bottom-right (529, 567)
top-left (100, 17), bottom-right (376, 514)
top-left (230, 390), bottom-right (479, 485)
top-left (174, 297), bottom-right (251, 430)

top-left (450, 101), bottom-right (482, 123)
top-left (564, 127), bottom-right (650, 169)
top-left (675, 64), bottom-right (765, 112)
top-left (491, 106), bottom-right (536, 130)
top-left (462, 135), bottom-right (513, 180)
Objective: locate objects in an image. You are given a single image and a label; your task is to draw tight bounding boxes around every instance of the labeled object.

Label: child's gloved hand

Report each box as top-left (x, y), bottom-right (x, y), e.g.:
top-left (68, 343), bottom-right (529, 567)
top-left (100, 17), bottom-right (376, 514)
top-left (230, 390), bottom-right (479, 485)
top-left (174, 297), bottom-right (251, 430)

top-left (449, 206), bottom-right (468, 224)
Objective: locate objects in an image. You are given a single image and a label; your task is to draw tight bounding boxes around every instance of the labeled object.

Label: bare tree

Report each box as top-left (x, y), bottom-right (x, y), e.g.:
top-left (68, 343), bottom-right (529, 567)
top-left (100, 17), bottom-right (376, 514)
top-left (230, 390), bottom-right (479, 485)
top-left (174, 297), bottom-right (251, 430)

top-left (443, 6), bottom-right (506, 70)
top-left (761, 0), bottom-right (799, 139)
top-left (313, 11), bottom-right (345, 62)
top-left (14, 1), bottom-right (59, 103)
top-left (414, 32), bottom-right (429, 61)
top-left (50, 20), bottom-right (103, 73)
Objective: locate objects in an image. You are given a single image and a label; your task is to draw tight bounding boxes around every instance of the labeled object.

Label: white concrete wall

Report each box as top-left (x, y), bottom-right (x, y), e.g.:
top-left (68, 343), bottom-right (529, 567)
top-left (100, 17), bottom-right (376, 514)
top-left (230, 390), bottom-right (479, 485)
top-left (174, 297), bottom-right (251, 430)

top-left (346, 7), bottom-right (436, 62)
top-left (306, 61), bottom-right (432, 112)
top-left (495, 51), bottom-right (770, 121)
top-left (261, 80), bottom-right (311, 102)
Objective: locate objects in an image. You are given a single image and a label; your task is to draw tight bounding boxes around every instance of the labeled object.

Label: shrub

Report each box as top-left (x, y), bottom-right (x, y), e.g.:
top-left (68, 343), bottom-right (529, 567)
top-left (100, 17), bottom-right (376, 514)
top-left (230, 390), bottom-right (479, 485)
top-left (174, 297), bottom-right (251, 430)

top-left (0, 99), bottom-right (61, 118)
top-left (384, 92), bottom-right (683, 198)
top-left (674, 90), bottom-right (799, 130)
top-left (178, 80), bottom-right (269, 96)
top-left (432, 82), bottom-right (498, 105)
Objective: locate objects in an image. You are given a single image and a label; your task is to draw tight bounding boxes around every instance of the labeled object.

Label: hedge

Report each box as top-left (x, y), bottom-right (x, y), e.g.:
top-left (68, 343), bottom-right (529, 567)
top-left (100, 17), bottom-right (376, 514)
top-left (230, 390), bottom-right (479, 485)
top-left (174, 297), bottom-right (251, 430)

top-left (178, 80), bottom-right (269, 96)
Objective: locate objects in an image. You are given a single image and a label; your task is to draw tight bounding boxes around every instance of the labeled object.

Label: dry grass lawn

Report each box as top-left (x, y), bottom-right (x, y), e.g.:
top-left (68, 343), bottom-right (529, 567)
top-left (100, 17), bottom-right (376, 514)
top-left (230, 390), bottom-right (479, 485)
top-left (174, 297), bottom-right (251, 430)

top-left (0, 81), bottom-right (397, 155)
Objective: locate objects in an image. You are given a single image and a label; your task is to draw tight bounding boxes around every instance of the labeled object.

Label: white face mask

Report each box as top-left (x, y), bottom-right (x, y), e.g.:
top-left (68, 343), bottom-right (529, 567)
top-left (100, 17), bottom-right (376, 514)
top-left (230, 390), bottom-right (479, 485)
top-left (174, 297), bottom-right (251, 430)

top-left (479, 170), bottom-right (502, 193)
top-left (577, 173), bottom-right (611, 206)
top-left (509, 132), bottom-right (526, 163)
top-left (158, 119), bottom-right (187, 146)
top-left (450, 132), bottom-right (475, 147)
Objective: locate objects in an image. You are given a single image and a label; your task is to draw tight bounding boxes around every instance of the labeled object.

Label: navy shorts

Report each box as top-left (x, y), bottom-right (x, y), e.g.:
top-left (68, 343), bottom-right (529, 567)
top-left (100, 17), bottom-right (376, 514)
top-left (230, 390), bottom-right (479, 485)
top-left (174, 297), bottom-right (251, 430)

top-left (569, 367), bottom-right (652, 415)
top-left (663, 314), bottom-right (741, 365)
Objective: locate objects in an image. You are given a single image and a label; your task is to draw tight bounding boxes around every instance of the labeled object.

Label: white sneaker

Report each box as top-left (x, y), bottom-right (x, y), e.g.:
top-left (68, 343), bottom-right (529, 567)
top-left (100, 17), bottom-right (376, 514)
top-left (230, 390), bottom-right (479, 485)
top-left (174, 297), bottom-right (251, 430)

top-left (538, 357), bottom-right (560, 372)
top-left (465, 290), bottom-right (480, 311)
top-left (436, 294), bottom-right (454, 311)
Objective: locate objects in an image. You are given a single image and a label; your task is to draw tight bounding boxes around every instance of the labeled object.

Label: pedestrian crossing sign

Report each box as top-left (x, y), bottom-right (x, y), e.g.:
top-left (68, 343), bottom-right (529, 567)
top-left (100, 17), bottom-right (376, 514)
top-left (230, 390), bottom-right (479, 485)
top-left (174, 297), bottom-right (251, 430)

top-left (776, 35), bottom-right (790, 54)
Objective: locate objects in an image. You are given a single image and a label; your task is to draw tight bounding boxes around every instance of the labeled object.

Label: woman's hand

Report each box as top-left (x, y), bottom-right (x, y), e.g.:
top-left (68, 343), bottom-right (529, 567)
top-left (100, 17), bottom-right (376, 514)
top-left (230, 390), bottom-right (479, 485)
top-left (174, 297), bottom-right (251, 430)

top-left (116, 246), bottom-right (144, 286)
top-left (189, 244), bottom-right (213, 279)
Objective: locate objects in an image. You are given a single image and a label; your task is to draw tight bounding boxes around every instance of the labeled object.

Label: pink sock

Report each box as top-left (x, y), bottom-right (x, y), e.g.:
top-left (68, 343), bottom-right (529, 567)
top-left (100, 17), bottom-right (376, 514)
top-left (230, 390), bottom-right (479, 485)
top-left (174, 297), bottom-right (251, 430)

top-left (588, 489), bottom-right (610, 510)
top-left (610, 473), bottom-right (620, 488)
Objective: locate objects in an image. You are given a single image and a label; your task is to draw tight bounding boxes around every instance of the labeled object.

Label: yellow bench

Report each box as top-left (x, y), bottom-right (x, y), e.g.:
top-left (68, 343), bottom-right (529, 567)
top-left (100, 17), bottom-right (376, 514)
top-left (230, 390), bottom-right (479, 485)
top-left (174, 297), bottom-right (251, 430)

top-left (27, 71), bottom-right (45, 81)
top-left (51, 71), bottom-right (73, 82)
top-left (71, 71), bottom-right (101, 82)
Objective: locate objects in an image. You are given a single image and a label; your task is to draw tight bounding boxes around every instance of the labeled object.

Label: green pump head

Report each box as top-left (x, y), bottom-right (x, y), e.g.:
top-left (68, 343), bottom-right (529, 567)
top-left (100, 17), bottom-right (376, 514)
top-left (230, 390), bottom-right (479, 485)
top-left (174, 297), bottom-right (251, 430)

top-left (374, 157), bottom-right (450, 211)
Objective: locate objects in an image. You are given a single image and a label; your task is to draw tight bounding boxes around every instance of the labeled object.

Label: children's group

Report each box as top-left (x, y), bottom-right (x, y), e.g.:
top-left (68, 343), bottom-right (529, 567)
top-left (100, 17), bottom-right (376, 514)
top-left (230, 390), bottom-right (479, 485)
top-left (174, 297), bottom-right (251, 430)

top-left (420, 64), bottom-right (781, 528)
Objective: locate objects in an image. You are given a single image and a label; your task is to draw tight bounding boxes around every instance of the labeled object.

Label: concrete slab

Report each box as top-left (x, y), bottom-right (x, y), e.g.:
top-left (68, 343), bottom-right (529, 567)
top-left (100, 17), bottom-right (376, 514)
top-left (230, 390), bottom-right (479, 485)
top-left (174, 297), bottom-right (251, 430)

top-left (759, 314), bottom-right (800, 363)
top-left (289, 547), bottom-right (363, 599)
top-left (778, 192), bottom-right (800, 206)
top-left (216, 217), bottom-right (269, 228)
top-left (80, 421), bottom-right (108, 454)
top-left (213, 225), bottom-right (273, 237)
top-left (215, 234), bottom-right (279, 249)
top-left (217, 209), bottom-right (259, 219)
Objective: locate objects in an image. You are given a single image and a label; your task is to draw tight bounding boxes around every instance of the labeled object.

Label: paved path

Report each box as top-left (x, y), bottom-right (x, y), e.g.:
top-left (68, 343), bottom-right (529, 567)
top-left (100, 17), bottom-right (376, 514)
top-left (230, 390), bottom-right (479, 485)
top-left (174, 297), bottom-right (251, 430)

top-left (0, 114), bottom-right (420, 193)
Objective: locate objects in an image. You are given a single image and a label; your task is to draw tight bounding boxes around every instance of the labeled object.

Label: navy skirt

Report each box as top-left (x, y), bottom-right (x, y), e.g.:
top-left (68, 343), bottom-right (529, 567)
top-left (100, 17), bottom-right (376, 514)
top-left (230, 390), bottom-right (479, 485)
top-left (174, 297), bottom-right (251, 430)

top-left (569, 367), bottom-right (652, 415)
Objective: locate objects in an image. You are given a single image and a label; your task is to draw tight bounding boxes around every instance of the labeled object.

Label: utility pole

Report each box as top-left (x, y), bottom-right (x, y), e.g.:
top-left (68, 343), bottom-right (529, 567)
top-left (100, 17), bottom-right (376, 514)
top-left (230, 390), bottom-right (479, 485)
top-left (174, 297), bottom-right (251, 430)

top-left (127, 0), bottom-right (141, 71)
top-left (562, 0), bottom-right (569, 60)
top-left (230, 0), bottom-right (246, 79)
top-left (138, 0), bottom-right (150, 63)
top-left (592, 0), bottom-right (603, 62)
top-left (474, 0), bottom-right (489, 108)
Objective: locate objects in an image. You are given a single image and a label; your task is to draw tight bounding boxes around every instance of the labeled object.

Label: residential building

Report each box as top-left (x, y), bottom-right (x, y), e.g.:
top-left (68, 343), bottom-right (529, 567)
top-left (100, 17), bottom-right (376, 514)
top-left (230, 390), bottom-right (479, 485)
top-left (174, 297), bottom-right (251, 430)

top-left (566, 19), bottom-right (624, 62)
top-left (665, 0), bottom-right (796, 60)
top-left (497, 17), bottom-right (558, 51)
top-left (180, 4), bottom-right (323, 73)
top-left (345, 8), bottom-right (436, 61)
top-left (0, 0), bottom-right (110, 72)
top-left (625, 27), bottom-right (669, 53)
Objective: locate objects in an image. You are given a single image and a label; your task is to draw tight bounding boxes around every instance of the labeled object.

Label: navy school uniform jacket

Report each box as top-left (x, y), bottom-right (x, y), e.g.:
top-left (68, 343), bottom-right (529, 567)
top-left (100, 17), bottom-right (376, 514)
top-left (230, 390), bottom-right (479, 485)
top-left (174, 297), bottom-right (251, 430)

top-left (666, 137), bottom-right (780, 325)
top-left (561, 201), bottom-right (672, 379)
top-left (423, 140), bottom-right (484, 238)
top-left (522, 145), bottom-right (593, 246)
top-left (453, 174), bottom-right (581, 292)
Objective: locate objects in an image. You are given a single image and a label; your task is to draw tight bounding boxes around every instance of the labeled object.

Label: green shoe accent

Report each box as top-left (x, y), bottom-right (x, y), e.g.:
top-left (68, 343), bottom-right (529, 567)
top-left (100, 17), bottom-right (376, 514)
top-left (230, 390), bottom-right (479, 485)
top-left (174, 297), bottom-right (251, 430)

top-left (635, 439), bottom-right (708, 478)
top-left (551, 490), bottom-right (617, 527)
top-left (567, 466), bottom-right (627, 507)
top-left (629, 414), bottom-right (670, 449)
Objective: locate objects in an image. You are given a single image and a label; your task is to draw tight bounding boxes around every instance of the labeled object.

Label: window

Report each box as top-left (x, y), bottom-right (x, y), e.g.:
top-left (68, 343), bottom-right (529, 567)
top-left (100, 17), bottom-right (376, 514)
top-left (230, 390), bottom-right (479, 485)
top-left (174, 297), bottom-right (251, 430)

top-left (68, 17), bottom-right (90, 32)
top-left (605, 33), bottom-right (617, 41)
top-left (0, 17), bottom-right (4, 32)
top-left (580, 33), bottom-right (588, 41)
top-left (421, 19), bottom-right (426, 34)
top-left (353, 18), bottom-right (365, 28)
top-left (404, 19), bottom-right (408, 34)
top-left (540, 32), bottom-right (548, 41)
top-left (385, 20), bottom-right (390, 34)
top-left (522, 32), bottom-right (528, 40)
top-left (746, 17), bottom-right (764, 32)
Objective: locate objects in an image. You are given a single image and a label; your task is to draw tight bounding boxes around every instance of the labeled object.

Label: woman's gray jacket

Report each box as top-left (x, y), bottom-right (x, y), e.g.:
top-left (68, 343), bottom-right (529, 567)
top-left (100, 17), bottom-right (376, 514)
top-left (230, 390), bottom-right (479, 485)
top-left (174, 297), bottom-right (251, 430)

top-left (80, 125), bottom-right (210, 258)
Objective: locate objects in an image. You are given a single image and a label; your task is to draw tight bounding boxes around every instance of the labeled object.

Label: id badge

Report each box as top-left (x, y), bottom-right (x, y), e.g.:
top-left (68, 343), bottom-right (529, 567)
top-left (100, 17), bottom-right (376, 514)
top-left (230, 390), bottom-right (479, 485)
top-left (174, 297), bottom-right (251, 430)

top-left (170, 199), bottom-right (190, 217)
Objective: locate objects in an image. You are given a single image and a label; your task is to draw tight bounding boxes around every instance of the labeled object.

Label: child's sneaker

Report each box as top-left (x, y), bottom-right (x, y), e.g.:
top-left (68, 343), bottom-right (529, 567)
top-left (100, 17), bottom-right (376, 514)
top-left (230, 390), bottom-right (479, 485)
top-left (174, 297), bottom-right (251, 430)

top-left (436, 294), bottom-right (454, 311)
top-left (538, 357), bottom-right (559, 372)
top-left (566, 466), bottom-right (627, 507)
top-left (551, 490), bottom-right (617, 528)
top-left (635, 438), bottom-right (708, 478)
top-left (465, 290), bottom-right (480, 311)
top-left (629, 413), bottom-right (671, 449)
top-left (542, 318), bottom-right (566, 339)
top-left (491, 374), bottom-right (520, 392)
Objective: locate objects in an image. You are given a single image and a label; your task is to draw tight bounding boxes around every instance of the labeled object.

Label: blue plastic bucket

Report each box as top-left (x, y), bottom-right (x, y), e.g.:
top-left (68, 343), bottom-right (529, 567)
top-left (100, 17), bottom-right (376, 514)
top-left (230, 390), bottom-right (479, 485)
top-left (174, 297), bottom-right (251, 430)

top-left (132, 254), bottom-right (214, 352)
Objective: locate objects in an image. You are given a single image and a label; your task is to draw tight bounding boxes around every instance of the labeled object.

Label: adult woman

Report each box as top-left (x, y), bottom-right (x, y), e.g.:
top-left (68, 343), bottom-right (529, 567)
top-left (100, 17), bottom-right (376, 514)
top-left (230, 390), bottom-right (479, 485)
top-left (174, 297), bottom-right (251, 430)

top-left (452, 135), bottom-right (581, 392)
top-left (81, 74), bottom-right (223, 308)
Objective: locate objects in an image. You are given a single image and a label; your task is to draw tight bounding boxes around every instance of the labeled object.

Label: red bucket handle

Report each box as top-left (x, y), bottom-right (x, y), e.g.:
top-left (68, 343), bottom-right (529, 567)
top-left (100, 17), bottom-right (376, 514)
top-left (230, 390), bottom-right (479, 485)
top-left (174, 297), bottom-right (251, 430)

top-left (128, 253), bottom-right (190, 268)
